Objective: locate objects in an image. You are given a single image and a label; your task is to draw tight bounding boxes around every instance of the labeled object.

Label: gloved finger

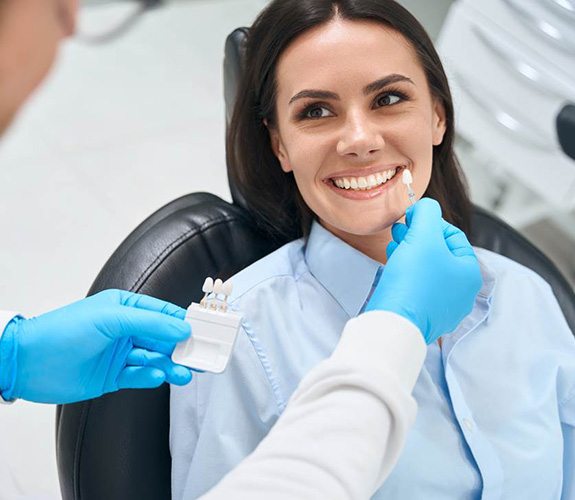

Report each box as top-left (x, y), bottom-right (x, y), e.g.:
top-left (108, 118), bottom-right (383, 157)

top-left (391, 222), bottom-right (408, 243)
top-left (442, 220), bottom-right (475, 257)
top-left (169, 366), bottom-right (193, 386)
top-left (113, 290), bottom-right (187, 319)
top-left (133, 337), bottom-right (178, 356)
top-left (404, 198), bottom-right (443, 241)
top-left (117, 366), bottom-right (166, 389)
top-left (103, 307), bottom-right (191, 342)
top-left (126, 348), bottom-right (192, 385)
top-left (127, 348), bottom-right (173, 368)
top-left (451, 246), bottom-right (478, 258)
top-left (386, 240), bottom-right (399, 260)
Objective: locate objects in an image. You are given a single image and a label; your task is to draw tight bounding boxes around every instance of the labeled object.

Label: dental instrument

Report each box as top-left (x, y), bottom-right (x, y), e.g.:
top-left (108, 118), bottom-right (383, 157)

top-left (172, 277), bottom-right (242, 374)
top-left (402, 169), bottom-right (416, 205)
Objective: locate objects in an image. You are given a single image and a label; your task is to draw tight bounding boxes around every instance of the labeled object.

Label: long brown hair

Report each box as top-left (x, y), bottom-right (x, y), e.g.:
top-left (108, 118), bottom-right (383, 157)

top-left (227, 0), bottom-right (471, 242)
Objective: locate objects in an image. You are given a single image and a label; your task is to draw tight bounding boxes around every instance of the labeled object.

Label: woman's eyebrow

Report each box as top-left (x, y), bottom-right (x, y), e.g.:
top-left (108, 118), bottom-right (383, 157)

top-left (288, 74), bottom-right (415, 105)
top-left (289, 89), bottom-right (339, 105)
top-left (363, 74), bottom-right (415, 95)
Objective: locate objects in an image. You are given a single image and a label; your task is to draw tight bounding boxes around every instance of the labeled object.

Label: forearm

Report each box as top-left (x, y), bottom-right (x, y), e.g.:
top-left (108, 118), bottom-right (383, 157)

top-left (201, 311), bottom-right (426, 500)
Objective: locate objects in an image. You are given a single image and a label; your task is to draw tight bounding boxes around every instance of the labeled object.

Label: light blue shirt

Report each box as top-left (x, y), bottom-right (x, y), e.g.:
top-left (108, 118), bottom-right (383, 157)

top-left (171, 221), bottom-right (575, 500)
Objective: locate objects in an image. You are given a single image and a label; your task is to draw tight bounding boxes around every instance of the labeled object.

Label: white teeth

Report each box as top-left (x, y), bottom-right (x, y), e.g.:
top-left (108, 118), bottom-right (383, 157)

top-left (331, 167), bottom-right (399, 191)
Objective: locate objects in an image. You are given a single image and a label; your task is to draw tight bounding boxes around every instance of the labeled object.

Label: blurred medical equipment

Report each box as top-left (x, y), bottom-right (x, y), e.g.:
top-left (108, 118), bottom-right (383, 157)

top-left (172, 278), bottom-right (241, 373)
top-left (402, 168), bottom-right (415, 205)
top-left (437, 0), bottom-right (575, 238)
top-left (78, 0), bottom-right (166, 43)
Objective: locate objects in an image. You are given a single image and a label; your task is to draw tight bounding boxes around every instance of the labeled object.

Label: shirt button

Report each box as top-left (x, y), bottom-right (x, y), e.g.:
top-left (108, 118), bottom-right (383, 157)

top-left (463, 418), bottom-right (474, 432)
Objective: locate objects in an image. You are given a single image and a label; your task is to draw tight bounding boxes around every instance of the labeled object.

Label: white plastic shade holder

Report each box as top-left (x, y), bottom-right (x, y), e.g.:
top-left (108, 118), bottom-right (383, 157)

top-left (172, 278), bottom-right (242, 373)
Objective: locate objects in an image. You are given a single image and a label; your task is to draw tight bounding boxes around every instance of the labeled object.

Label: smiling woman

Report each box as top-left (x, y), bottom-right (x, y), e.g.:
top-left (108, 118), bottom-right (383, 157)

top-left (267, 17), bottom-right (451, 262)
top-left (171, 1), bottom-right (575, 499)
top-left (227, 0), bottom-right (471, 251)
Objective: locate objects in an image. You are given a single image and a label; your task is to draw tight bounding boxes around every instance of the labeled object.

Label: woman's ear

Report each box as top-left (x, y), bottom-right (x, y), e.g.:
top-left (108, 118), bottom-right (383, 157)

top-left (266, 121), bottom-right (292, 173)
top-left (431, 99), bottom-right (447, 146)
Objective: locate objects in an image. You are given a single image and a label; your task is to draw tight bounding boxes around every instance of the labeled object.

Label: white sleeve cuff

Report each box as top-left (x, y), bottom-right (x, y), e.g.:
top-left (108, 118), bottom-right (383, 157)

top-left (0, 311), bottom-right (20, 342)
top-left (331, 311), bottom-right (426, 392)
top-left (0, 311), bottom-right (20, 405)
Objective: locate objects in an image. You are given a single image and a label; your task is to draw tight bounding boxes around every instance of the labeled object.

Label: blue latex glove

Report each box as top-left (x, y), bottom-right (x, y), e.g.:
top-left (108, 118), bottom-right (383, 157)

top-left (365, 198), bottom-right (482, 344)
top-left (0, 290), bottom-right (193, 404)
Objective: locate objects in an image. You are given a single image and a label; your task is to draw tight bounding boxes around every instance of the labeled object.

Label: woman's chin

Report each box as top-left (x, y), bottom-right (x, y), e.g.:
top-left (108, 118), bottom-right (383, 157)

top-left (322, 217), bottom-right (397, 239)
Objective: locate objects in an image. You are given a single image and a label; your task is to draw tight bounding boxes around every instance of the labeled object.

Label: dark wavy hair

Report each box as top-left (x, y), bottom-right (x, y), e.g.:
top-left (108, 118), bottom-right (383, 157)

top-left (227, 0), bottom-right (471, 242)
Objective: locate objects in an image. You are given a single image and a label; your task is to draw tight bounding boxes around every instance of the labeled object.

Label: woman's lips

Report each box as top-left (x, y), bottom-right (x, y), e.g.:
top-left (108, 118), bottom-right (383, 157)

top-left (324, 167), bottom-right (404, 200)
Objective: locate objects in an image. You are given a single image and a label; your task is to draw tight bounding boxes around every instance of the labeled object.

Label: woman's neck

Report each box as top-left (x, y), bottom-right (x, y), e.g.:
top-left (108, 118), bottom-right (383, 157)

top-left (320, 221), bottom-right (393, 265)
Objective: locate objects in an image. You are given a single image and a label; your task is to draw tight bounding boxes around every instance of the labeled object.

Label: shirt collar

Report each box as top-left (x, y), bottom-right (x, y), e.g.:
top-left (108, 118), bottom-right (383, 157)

top-left (477, 254), bottom-right (497, 303)
top-left (305, 221), bottom-right (382, 318)
top-left (304, 220), bottom-right (498, 326)
top-left (442, 252), bottom-right (497, 356)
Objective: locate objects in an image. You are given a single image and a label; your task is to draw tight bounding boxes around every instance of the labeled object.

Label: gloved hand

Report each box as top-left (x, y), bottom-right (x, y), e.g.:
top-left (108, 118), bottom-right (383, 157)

top-left (365, 198), bottom-right (482, 344)
top-left (0, 290), bottom-right (193, 404)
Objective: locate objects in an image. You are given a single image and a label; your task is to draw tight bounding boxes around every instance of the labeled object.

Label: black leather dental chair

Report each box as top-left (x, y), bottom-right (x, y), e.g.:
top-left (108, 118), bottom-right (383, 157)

top-left (56, 28), bottom-right (575, 500)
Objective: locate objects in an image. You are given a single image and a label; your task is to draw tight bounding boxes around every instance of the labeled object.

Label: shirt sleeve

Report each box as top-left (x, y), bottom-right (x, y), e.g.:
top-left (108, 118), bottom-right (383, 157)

top-left (200, 311), bottom-right (426, 500)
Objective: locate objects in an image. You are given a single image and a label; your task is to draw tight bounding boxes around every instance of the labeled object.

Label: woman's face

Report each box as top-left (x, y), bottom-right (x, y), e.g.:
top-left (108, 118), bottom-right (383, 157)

top-left (269, 18), bottom-right (446, 246)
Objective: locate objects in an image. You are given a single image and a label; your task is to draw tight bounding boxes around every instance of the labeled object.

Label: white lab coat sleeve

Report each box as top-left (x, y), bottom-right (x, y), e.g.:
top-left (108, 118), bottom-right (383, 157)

top-left (0, 311), bottom-right (20, 404)
top-left (200, 310), bottom-right (426, 500)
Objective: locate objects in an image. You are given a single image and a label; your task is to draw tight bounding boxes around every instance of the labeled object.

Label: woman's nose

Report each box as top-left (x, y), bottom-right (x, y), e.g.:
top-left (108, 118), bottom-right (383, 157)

top-left (336, 112), bottom-right (385, 159)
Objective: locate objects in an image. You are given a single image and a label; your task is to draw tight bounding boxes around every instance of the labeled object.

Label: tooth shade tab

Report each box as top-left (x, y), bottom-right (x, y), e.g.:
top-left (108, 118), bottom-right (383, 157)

top-left (202, 277), bottom-right (214, 293)
top-left (331, 167), bottom-right (399, 191)
top-left (402, 169), bottom-right (413, 185)
top-left (213, 279), bottom-right (223, 294)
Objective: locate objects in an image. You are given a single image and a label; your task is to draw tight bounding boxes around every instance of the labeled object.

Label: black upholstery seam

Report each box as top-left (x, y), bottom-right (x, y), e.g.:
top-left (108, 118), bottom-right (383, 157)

top-left (130, 214), bottom-right (242, 293)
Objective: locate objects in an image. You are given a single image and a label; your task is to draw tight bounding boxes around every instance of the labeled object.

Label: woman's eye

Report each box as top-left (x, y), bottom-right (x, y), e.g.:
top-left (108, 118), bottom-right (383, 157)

top-left (375, 93), bottom-right (403, 108)
top-left (304, 106), bottom-right (332, 119)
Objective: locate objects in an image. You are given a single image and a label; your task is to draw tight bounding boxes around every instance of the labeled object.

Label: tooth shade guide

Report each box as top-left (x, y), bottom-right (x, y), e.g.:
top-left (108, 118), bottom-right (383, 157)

top-left (200, 277), bottom-right (214, 307)
top-left (173, 303), bottom-right (243, 374)
top-left (213, 279), bottom-right (223, 294)
top-left (402, 169), bottom-right (413, 185)
top-left (201, 277), bottom-right (235, 312)
top-left (400, 169), bottom-right (415, 205)
top-left (202, 277), bottom-right (214, 293)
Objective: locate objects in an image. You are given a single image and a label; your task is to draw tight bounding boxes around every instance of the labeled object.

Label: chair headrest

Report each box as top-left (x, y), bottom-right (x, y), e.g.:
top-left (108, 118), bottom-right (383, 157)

top-left (224, 27), bottom-right (250, 210)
